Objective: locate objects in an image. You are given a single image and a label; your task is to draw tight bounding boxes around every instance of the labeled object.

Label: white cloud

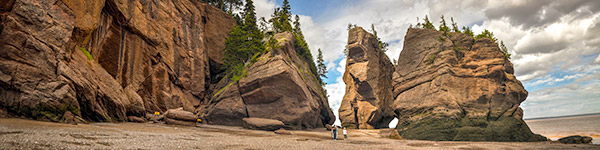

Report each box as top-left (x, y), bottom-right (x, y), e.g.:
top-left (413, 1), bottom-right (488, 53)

top-left (325, 58), bottom-right (347, 126)
top-left (326, 79), bottom-right (344, 126)
top-left (522, 79), bottom-right (600, 119)
top-left (526, 73), bottom-right (587, 86)
top-left (475, 8), bottom-right (600, 81)
top-left (253, 0), bottom-right (277, 20)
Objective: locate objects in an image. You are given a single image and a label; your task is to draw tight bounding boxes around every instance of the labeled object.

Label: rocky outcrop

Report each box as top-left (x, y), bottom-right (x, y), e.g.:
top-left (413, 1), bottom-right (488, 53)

top-left (164, 107), bottom-right (197, 126)
top-left (339, 27), bottom-right (395, 129)
top-left (392, 28), bottom-right (546, 141)
top-left (60, 111), bottom-right (87, 125)
top-left (0, 0), bottom-right (234, 122)
top-left (274, 128), bottom-right (292, 135)
top-left (200, 32), bottom-right (335, 129)
top-left (558, 135), bottom-right (593, 144)
top-left (242, 117), bottom-right (285, 131)
top-left (127, 116), bottom-right (145, 123)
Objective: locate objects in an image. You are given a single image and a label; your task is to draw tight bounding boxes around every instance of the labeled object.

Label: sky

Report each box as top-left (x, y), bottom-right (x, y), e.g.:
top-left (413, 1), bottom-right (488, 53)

top-left (251, 0), bottom-right (600, 126)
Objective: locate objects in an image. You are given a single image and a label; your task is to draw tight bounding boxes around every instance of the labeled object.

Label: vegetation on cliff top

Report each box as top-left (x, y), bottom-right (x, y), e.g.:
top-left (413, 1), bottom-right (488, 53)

top-left (202, 0), bottom-right (243, 14)
top-left (343, 24), bottom-right (390, 54)
top-left (222, 0), bottom-right (325, 85)
top-left (413, 15), bottom-right (512, 59)
top-left (223, 0), bottom-right (264, 79)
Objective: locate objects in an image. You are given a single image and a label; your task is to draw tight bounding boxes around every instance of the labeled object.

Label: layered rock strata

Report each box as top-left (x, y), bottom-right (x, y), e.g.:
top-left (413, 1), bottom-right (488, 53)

top-left (200, 32), bottom-right (335, 129)
top-left (338, 27), bottom-right (395, 129)
top-left (392, 28), bottom-right (546, 141)
top-left (0, 0), bottom-right (233, 122)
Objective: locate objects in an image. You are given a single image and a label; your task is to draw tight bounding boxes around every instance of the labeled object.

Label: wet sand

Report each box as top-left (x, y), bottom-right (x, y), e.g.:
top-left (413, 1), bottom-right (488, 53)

top-left (1, 118), bottom-right (598, 149)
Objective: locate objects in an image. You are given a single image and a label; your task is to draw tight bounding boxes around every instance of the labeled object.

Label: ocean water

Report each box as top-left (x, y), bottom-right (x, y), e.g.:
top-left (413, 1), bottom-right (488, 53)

top-left (526, 114), bottom-right (600, 144)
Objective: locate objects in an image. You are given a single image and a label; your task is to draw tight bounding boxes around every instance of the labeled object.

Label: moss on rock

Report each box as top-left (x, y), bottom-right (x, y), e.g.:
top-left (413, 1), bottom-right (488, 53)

top-left (397, 116), bottom-right (547, 142)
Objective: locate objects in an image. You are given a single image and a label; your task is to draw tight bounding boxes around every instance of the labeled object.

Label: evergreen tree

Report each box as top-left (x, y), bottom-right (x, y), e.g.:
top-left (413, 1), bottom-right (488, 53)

top-left (451, 17), bottom-right (460, 33)
top-left (439, 15), bottom-right (450, 32)
top-left (317, 48), bottom-right (328, 79)
top-left (242, 0), bottom-right (264, 55)
top-left (270, 0), bottom-right (292, 32)
top-left (258, 17), bottom-right (268, 32)
top-left (202, 0), bottom-right (243, 13)
top-left (371, 24), bottom-right (389, 52)
top-left (293, 15), bottom-right (301, 35)
top-left (499, 41), bottom-right (511, 59)
top-left (226, 0), bottom-right (243, 13)
top-left (422, 15), bottom-right (435, 29)
top-left (462, 26), bottom-right (474, 37)
top-left (269, 8), bottom-right (281, 31)
top-left (223, 0), bottom-right (265, 76)
top-left (475, 29), bottom-right (497, 42)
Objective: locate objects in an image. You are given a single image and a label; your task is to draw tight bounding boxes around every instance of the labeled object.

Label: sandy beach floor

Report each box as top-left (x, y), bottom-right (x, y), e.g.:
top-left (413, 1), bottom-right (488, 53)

top-left (0, 118), bottom-right (598, 149)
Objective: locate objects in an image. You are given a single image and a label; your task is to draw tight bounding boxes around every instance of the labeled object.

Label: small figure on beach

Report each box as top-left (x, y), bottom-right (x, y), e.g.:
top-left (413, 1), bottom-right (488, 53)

top-left (343, 127), bottom-right (347, 139)
top-left (331, 125), bottom-right (338, 140)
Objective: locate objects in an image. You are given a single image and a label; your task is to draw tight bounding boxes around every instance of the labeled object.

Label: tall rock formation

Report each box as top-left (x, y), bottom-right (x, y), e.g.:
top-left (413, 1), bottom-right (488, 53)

top-left (200, 32), bottom-right (335, 129)
top-left (392, 28), bottom-right (546, 141)
top-left (0, 0), bottom-right (234, 121)
top-left (339, 27), bottom-right (395, 129)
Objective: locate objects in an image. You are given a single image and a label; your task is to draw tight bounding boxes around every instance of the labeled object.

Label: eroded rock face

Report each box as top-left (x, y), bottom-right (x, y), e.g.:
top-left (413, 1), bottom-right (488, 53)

top-left (392, 28), bottom-right (546, 141)
top-left (339, 27), bottom-right (395, 129)
top-left (201, 32), bottom-right (335, 129)
top-left (0, 0), bottom-right (233, 122)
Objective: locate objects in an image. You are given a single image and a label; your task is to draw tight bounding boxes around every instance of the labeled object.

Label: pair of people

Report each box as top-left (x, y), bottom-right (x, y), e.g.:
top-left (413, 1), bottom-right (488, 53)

top-left (331, 125), bottom-right (347, 140)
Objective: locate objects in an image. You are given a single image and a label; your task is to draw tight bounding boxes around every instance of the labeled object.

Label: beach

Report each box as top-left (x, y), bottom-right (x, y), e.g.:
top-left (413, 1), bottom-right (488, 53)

top-left (1, 118), bottom-right (598, 149)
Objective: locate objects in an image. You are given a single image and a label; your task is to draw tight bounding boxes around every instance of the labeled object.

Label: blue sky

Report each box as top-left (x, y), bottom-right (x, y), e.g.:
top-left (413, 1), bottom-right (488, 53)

top-left (253, 0), bottom-right (600, 126)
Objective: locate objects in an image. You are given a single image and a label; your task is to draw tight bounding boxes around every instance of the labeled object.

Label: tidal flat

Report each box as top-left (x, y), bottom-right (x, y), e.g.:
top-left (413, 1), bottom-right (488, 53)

top-left (1, 118), bottom-right (598, 149)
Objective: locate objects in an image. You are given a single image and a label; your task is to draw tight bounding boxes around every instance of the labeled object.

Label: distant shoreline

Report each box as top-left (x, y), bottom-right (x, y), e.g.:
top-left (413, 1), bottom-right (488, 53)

top-left (524, 112), bottom-right (600, 121)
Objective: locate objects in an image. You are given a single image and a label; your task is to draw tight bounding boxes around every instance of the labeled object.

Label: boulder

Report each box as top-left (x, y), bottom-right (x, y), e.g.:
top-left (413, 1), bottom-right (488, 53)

top-left (60, 111), bottom-right (87, 125)
top-left (558, 135), bottom-right (593, 144)
top-left (145, 113), bottom-right (164, 123)
top-left (201, 32), bottom-right (335, 129)
top-left (391, 28), bottom-right (546, 141)
top-left (274, 128), bottom-right (292, 135)
top-left (165, 118), bottom-right (197, 126)
top-left (127, 116), bottom-right (146, 123)
top-left (242, 118), bottom-right (285, 131)
top-left (339, 27), bottom-right (395, 129)
top-left (165, 108), bottom-right (197, 122)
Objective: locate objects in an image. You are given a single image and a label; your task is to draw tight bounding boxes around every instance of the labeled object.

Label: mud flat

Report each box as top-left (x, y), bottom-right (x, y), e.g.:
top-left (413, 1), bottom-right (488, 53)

top-left (0, 118), bottom-right (598, 149)
top-left (526, 114), bottom-right (600, 144)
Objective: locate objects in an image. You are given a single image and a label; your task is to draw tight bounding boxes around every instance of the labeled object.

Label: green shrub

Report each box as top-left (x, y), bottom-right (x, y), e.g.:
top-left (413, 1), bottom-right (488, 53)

top-left (78, 46), bottom-right (94, 61)
top-left (475, 29), bottom-right (497, 42)
top-left (438, 36), bottom-right (445, 42)
top-left (426, 54), bottom-right (437, 65)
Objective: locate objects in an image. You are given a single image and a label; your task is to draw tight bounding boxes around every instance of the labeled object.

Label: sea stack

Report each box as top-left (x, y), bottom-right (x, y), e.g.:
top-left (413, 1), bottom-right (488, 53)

top-left (200, 32), bottom-right (335, 129)
top-left (392, 28), bottom-right (547, 141)
top-left (339, 27), bottom-right (395, 129)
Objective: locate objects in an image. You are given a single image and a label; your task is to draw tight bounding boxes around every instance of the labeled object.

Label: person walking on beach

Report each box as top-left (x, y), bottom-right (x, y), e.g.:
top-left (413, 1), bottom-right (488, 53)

top-left (343, 127), bottom-right (347, 139)
top-left (332, 125), bottom-right (338, 140)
